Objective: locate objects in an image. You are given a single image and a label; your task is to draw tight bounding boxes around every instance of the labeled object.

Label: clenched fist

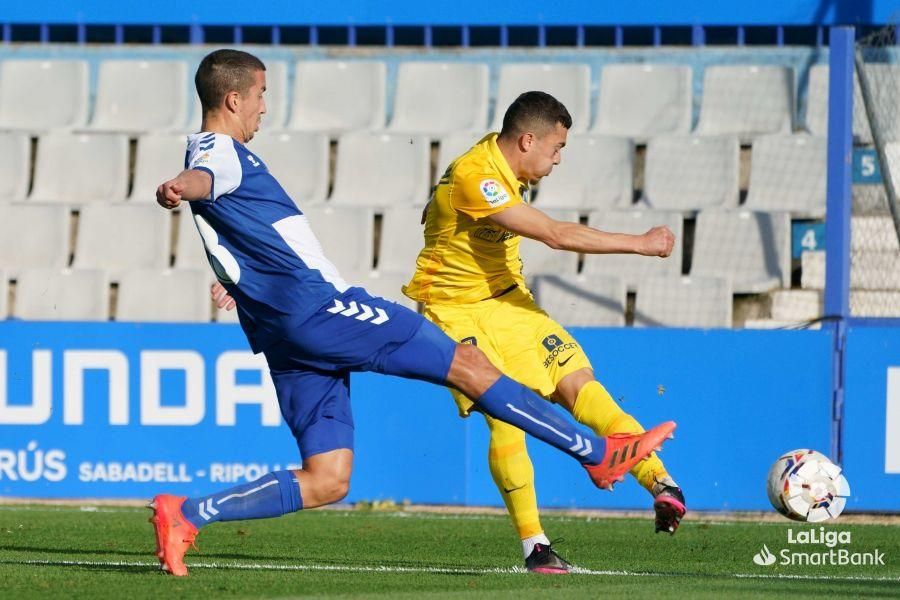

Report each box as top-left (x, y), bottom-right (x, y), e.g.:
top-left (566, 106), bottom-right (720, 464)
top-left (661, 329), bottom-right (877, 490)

top-left (156, 178), bottom-right (184, 210)
top-left (640, 226), bottom-right (675, 258)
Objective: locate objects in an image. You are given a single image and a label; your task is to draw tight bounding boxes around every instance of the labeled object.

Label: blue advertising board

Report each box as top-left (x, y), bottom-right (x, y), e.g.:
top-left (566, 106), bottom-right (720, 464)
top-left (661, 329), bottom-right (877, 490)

top-left (0, 322), bottom-right (846, 511)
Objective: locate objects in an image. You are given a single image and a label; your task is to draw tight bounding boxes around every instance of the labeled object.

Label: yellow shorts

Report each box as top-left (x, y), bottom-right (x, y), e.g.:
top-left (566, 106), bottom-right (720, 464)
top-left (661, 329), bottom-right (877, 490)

top-left (423, 286), bottom-right (593, 417)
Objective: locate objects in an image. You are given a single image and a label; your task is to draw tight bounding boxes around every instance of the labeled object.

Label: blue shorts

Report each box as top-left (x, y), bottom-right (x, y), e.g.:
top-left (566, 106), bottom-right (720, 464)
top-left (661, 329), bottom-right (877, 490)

top-left (264, 286), bottom-right (457, 459)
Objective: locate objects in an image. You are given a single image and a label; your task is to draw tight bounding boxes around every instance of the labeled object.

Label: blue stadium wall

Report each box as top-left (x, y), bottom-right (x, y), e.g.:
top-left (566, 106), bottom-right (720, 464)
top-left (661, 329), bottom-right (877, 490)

top-left (2, 0), bottom-right (895, 25)
top-left (1, 322), bottom-right (897, 511)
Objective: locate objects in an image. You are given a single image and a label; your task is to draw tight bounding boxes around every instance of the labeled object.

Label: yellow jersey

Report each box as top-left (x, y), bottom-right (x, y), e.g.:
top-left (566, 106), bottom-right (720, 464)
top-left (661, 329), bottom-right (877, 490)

top-left (403, 133), bottom-right (528, 305)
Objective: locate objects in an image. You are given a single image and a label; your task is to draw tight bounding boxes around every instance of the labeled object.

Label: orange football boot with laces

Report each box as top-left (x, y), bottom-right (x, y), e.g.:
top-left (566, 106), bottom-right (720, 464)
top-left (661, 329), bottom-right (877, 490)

top-left (148, 494), bottom-right (199, 576)
top-left (584, 421), bottom-right (676, 490)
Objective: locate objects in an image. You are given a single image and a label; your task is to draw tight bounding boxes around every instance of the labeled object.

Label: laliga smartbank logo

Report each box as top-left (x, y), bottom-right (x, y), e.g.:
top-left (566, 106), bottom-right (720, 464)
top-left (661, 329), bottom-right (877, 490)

top-left (752, 527), bottom-right (885, 567)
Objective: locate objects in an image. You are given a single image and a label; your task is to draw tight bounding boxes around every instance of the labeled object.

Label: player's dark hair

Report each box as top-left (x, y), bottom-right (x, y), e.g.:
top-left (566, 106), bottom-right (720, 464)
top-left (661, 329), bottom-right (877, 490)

top-left (195, 49), bottom-right (266, 114)
top-left (499, 91), bottom-right (572, 138)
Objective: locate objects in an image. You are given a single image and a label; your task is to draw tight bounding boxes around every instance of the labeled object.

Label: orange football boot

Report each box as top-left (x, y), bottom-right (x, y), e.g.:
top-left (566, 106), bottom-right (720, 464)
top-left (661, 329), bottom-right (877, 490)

top-left (584, 421), bottom-right (676, 490)
top-left (148, 494), bottom-right (199, 576)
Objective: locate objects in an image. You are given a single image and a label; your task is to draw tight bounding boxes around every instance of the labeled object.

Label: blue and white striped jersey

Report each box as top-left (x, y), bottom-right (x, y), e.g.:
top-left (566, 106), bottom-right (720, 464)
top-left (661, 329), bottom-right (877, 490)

top-left (184, 132), bottom-right (349, 352)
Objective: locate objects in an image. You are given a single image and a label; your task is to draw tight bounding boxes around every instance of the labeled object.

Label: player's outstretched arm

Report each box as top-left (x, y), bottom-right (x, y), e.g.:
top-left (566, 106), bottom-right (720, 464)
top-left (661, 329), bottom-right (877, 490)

top-left (156, 170), bottom-right (213, 209)
top-left (487, 203), bottom-right (674, 258)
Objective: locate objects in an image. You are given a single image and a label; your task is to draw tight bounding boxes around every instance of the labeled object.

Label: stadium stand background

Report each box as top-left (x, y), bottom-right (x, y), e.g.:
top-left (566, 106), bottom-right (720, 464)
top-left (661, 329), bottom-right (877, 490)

top-left (0, 1), bottom-right (898, 511)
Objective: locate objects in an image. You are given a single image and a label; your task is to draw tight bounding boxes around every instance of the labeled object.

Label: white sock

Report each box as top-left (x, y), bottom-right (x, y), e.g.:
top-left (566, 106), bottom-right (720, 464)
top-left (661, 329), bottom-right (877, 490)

top-left (652, 475), bottom-right (679, 497)
top-left (522, 533), bottom-right (551, 559)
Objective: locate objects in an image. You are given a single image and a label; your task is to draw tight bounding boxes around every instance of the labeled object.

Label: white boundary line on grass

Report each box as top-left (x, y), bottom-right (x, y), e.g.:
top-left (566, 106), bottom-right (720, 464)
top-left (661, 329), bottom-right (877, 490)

top-left (12, 559), bottom-right (900, 583)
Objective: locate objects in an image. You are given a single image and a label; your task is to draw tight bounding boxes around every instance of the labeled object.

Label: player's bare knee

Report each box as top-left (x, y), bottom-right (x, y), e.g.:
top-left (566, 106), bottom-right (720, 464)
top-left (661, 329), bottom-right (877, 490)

top-left (553, 368), bottom-right (595, 412)
top-left (447, 343), bottom-right (499, 397)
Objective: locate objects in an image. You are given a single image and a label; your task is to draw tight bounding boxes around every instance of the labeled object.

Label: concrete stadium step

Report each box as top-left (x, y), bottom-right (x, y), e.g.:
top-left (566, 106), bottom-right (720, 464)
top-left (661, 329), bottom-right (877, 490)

top-left (801, 250), bottom-right (900, 290)
top-left (851, 215), bottom-right (900, 252)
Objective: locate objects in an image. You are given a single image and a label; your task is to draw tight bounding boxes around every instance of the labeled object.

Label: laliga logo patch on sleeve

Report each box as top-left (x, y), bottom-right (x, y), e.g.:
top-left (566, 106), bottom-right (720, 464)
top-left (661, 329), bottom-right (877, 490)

top-left (480, 179), bottom-right (511, 207)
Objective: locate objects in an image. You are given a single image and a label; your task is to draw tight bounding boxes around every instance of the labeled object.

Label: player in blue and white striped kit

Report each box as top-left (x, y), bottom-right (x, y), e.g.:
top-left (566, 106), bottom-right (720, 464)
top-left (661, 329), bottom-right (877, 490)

top-left (148, 49), bottom-right (676, 576)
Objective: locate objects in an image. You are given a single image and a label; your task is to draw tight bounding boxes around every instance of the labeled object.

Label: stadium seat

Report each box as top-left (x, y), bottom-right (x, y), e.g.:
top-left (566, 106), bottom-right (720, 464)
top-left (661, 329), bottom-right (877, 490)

top-left (690, 210), bottom-right (791, 293)
top-left (378, 205), bottom-right (428, 274)
top-left (592, 64), bottom-right (693, 142)
top-left (744, 134), bottom-right (827, 217)
top-left (90, 60), bottom-right (189, 132)
top-left (289, 60), bottom-right (386, 134)
top-left (29, 133), bottom-right (129, 205)
top-left (855, 64), bottom-right (900, 143)
top-left (0, 132), bottom-right (30, 202)
top-left (13, 268), bottom-right (109, 321)
top-left (0, 270), bottom-right (7, 318)
top-left (435, 131), bottom-right (482, 182)
top-left (583, 210), bottom-right (684, 290)
top-left (642, 135), bottom-right (740, 211)
top-left (330, 132), bottom-right (431, 207)
top-left (852, 215), bottom-right (900, 252)
top-left (491, 63), bottom-right (591, 133)
top-left (519, 209), bottom-right (580, 278)
top-left (695, 65), bottom-right (794, 142)
top-left (73, 205), bottom-right (170, 278)
top-left (801, 249), bottom-right (900, 291)
top-left (534, 135), bottom-right (633, 210)
top-left (388, 62), bottom-right (489, 137)
top-left (0, 59), bottom-right (89, 131)
top-left (634, 276), bottom-right (732, 328)
top-left (804, 64), bottom-right (873, 144)
top-left (258, 60), bottom-right (287, 130)
top-left (130, 133), bottom-right (189, 203)
top-left (0, 204), bottom-right (70, 277)
top-left (246, 131), bottom-right (329, 206)
top-left (117, 269), bottom-right (212, 322)
top-left (175, 209), bottom-right (210, 270)
top-left (302, 205), bottom-right (375, 274)
top-left (530, 273), bottom-right (626, 326)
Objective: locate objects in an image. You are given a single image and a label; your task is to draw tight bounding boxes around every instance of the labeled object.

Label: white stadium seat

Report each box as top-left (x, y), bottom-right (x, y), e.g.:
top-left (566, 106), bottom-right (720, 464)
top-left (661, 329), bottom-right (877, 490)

top-left (0, 132), bottom-right (30, 202)
top-left (175, 209), bottom-right (211, 270)
top-left (583, 210), bottom-right (683, 290)
top-left (388, 62), bottom-right (489, 137)
top-left (302, 205), bottom-right (375, 274)
top-left (530, 273), bottom-right (626, 326)
top-left (744, 134), bottom-right (827, 217)
top-left (0, 269), bottom-right (7, 318)
top-left (805, 64), bottom-right (873, 144)
top-left (518, 209), bottom-right (580, 278)
top-left (117, 269), bottom-right (211, 322)
top-left (0, 59), bottom-right (89, 131)
top-left (634, 276), bottom-right (732, 328)
top-left (378, 205), bottom-right (428, 274)
top-left (642, 135), bottom-right (740, 211)
top-left (696, 65), bottom-right (794, 142)
top-left (534, 135), bottom-right (633, 210)
top-left (491, 63), bottom-right (591, 133)
top-left (435, 131), bottom-right (482, 182)
top-left (0, 204), bottom-right (70, 277)
top-left (73, 205), bottom-right (170, 279)
top-left (592, 64), bottom-right (693, 142)
top-left (29, 133), bottom-right (129, 205)
top-left (330, 132), bottom-right (431, 207)
top-left (289, 61), bottom-right (386, 134)
top-left (246, 131), bottom-right (329, 206)
top-left (90, 60), bottom-right (189, 132)
top-left (130, 133), bottom-right (189, 203)
top-left (14, 268), bottom-right (109, 321)
top-left (691, 210), bottom-right (791, 293)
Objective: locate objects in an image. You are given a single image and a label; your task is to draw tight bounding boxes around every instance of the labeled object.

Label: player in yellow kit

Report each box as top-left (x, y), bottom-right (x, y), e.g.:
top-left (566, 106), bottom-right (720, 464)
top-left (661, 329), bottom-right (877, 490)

top-left (403, 91), bottom-right (686, 574)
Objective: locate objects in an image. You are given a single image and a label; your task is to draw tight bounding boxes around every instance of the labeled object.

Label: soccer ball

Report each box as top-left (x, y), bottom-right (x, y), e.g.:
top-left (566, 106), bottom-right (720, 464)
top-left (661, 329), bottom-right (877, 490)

top-left (766, 449), bottom-right (851, 522)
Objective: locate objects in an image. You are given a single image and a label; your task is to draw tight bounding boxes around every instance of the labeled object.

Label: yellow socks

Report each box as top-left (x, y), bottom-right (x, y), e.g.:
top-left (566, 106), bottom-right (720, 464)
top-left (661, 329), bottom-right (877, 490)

top-left (571, 380), bottom-right (670, 493)
top-left (484, 414), bottom-right (544, 539)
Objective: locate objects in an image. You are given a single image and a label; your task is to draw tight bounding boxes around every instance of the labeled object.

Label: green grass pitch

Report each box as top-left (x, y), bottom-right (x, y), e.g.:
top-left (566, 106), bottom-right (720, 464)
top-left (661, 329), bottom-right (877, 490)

top-left (0, 505), bottom-right (897, 599)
